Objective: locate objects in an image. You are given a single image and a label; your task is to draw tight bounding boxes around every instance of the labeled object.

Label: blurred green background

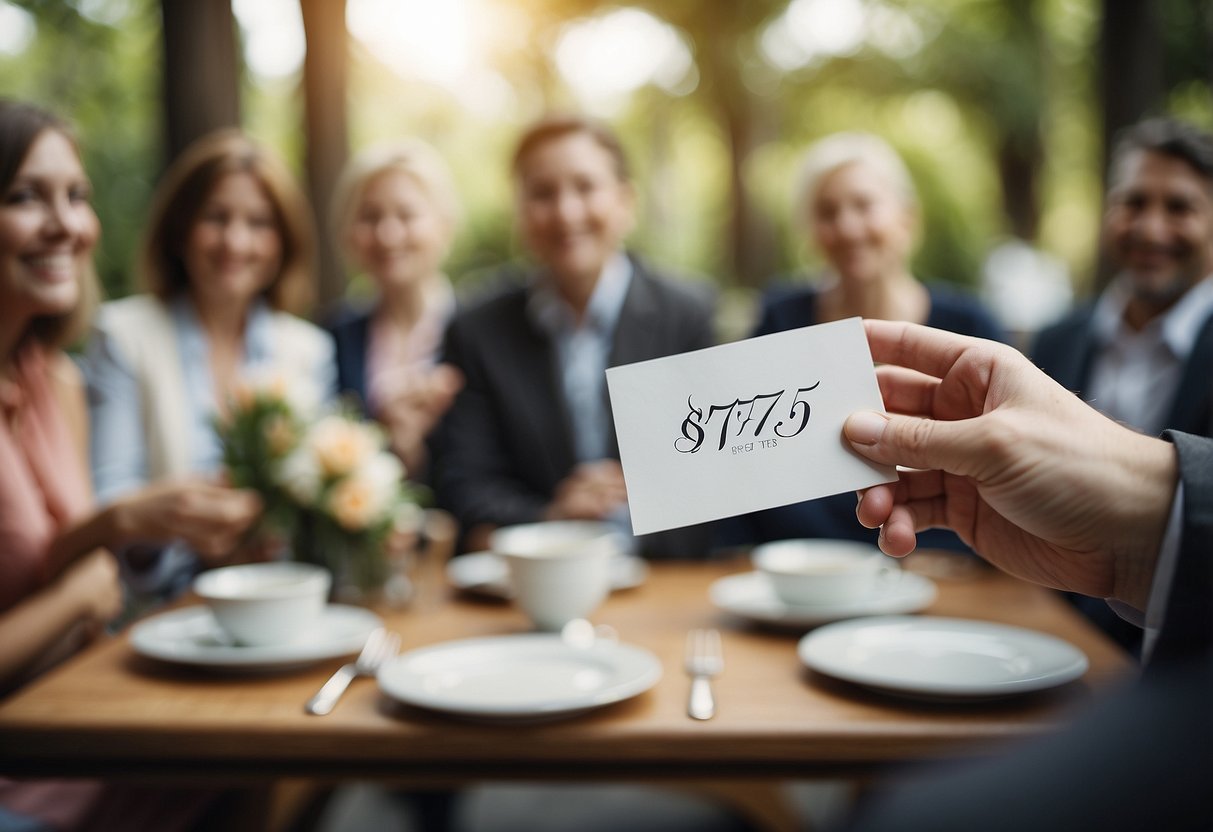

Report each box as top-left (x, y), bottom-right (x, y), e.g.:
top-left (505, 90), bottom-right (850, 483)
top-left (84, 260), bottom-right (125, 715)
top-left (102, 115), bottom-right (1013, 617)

top-left (2, 0), bottom-right (1209, 339)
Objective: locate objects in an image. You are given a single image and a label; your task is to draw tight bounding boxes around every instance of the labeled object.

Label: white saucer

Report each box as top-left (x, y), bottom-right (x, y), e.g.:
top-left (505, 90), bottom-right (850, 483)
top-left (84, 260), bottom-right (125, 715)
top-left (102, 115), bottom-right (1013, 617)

top-left (446, 552), bottom-right (649, 599)
top-left (129, 604), bottom-right (382, 670)
top-left (378, 633), bottom-right (662, 721)
top-left (709, 570), bottom-right (937, 628)
top-left (798, 615), bottom-right (1089, 701)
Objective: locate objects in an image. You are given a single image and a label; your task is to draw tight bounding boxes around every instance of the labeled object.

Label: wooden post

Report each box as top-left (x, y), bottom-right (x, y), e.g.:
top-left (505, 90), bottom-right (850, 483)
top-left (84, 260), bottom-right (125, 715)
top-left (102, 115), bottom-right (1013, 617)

top-left (159, 0), bottom-right (241, 166)
top-left (300, 0), bottom-right (350, 314)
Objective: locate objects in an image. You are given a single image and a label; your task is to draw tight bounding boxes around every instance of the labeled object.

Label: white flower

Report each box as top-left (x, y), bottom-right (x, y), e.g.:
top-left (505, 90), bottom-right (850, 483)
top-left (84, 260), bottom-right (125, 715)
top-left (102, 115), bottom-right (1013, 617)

top-left (283, 375), bottom-right (324, 420)
top-left (276, 446), bottom-right (322, 505)
top-left (306, 415), bottom-right (380, 479)
top-left (231, 366), bottom-right (289, 410)
top-left (231, 365), bottom-right (323, 420)
top-left (363, 451), bottom-right (405, 497)
top-left (392, 501), bottom-right (424, 534)
top-left (325, 450), bottom-right (404, 531)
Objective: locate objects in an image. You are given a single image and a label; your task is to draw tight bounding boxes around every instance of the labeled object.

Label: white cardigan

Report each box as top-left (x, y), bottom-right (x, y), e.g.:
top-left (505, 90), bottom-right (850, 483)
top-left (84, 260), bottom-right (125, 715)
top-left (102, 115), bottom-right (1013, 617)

top-left (90, 293), bottom-right (334, 485)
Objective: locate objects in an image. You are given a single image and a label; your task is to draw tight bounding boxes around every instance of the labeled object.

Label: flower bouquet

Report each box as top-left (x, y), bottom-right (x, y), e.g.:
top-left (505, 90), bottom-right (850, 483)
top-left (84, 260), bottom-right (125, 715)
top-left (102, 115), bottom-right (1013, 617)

top-left (216, 371), bottom-right (422, 599)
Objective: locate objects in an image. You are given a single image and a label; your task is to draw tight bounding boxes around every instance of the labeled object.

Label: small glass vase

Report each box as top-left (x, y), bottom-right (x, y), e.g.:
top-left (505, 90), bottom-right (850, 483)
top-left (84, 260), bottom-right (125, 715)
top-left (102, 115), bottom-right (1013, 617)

top-left (288, 512), bottom-right (389, 607)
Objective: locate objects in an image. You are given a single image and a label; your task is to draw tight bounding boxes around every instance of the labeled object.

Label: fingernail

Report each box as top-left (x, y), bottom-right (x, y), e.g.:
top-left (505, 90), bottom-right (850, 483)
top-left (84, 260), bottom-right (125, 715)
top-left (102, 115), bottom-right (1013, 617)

top-left (845, 411), bottom-right (888, 446)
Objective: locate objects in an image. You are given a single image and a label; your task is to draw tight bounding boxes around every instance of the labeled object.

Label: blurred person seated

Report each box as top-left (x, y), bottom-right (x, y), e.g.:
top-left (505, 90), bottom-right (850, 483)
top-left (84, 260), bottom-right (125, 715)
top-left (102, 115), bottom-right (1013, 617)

top-left (1032, 117), bottom-right (1213, 656)
top-left (722, 132), bottom-right (1005, 552)
top-left (327, 139), bottom-right (464, 478)
top-left (83, 129), bottom-right (336, 607)
top-left (832, 319), bottom-right (1210, 831)
top-left (432, 114), bottom-right (717, 559)
top-left (0, 98), bottom-right (256, 832)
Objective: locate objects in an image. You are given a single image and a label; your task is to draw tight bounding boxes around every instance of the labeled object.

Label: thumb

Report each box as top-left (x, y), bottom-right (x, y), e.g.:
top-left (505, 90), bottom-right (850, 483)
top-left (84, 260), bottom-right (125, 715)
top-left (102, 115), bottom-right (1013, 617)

top-left (844, 410), bottom-right (986, 477)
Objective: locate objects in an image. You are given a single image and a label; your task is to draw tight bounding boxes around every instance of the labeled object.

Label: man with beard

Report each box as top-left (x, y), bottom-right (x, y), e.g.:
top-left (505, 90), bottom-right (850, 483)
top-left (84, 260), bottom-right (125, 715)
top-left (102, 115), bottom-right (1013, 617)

top-left (1032, 117), bottom-right (1213, 654)
top-left (1034, 118), bottom-right (1213, 438)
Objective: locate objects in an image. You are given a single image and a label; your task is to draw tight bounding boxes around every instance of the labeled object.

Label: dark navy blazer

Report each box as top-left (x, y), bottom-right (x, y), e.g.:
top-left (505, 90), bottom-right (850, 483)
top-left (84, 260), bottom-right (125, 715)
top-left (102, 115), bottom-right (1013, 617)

top-left (1031, 303), bottom-right (1213, 439)
top-left (327, 303), bottom-right (375, 416)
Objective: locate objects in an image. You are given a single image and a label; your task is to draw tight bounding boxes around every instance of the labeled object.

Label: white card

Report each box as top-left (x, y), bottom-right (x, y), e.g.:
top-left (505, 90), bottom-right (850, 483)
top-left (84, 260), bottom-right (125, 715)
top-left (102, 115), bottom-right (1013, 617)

top-left (606, 317), bottom-right (896, 535)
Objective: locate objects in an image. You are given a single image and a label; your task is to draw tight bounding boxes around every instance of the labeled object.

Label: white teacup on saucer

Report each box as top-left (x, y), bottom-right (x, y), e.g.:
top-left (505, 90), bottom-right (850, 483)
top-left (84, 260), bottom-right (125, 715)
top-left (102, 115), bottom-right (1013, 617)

top-left (752, 539), bottom-right (897, 607)
top-left (492, 521), bottom-right (617, 631)
top-left (193, 562), bottom-right (331, 647)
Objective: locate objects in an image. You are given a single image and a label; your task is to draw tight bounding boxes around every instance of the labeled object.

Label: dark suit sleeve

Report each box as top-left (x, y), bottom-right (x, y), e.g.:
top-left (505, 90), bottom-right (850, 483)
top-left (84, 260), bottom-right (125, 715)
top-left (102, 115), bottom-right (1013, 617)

top-left (835, 432), bottom-right (1213, 832)
top-left (1153, 431), bottom-right (1213, 664)
top-left (838, 655), bottom-right (1211, 832)
top-left (430, 310), bottom-right (551, 534)
top-left (325, 306), bottom-right (372, 416)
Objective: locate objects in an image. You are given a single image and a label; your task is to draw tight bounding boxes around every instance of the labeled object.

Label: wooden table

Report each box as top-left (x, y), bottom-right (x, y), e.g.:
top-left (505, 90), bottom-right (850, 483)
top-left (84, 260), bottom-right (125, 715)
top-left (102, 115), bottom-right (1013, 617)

top-left (0, 552), bottom-right (1131, 786)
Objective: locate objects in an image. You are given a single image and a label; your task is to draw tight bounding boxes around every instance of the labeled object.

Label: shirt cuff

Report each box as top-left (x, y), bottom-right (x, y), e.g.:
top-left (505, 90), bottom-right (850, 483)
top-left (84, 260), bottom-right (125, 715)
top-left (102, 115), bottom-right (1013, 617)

top-left (1105, 480), bottom-right (1184, 660)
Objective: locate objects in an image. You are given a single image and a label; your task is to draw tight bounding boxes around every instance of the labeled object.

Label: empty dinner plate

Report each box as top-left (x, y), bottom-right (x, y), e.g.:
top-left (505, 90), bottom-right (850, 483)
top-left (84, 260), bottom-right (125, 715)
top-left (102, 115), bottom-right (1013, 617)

top-left (446, 552), bottom-right (649, 599)
top-left (129, 604), bottom-right (382, 671)
top-left (710, 570), bottom-right (937, 628)
top-left (798, 616), bottom-right (1089, 701)
top-left (378, 633), bottom-right (662, 721)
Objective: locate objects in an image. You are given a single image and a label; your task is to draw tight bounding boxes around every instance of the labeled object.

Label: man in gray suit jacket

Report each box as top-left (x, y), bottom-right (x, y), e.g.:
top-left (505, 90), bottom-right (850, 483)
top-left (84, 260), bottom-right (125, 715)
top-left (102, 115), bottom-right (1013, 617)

top-left (433, 115), bottom-right (716, 558)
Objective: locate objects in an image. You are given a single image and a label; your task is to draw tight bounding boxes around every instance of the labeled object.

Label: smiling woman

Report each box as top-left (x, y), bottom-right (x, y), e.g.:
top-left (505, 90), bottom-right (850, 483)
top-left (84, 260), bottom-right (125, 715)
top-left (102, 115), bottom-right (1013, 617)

top-left (720, 131), bottom-right (1006, 553)
top-left (0, 97), bottom-right (259, 831)
top-left (81, 129), bottom-right (338, 607)
top-left (0, 128), bottom-right (98, 348)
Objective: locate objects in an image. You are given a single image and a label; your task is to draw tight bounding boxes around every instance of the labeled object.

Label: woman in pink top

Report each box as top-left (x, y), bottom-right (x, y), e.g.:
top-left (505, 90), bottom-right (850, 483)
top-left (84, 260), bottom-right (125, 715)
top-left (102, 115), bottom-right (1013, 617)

top-left (0, 100), bottom-right (260, 829)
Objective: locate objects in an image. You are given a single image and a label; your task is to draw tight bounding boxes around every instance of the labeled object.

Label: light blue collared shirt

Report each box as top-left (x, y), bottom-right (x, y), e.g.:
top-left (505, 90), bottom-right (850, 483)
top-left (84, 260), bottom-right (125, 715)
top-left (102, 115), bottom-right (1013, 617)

top-left (527, 253), bottom-right (633, 462)
top-left (1089, 275), bottom-right (1213, 435)
top-left (84, 294), bottom-right (336, 601)
top-left (174, 295), bottom-right (285, 480)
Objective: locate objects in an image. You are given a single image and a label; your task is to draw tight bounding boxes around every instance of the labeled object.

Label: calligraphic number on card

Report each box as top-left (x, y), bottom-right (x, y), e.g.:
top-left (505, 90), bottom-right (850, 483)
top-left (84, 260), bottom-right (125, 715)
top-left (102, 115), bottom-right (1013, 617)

top-left (674, 382), bottom-right (821, 454)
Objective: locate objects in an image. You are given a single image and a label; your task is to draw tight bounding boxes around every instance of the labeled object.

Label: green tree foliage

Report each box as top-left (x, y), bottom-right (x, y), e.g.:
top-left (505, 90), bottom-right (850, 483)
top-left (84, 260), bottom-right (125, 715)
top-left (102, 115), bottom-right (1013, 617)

top-left (1, 0), bottom-right (160, 301)
top-left (2, 0), bottom-right (1208, 313)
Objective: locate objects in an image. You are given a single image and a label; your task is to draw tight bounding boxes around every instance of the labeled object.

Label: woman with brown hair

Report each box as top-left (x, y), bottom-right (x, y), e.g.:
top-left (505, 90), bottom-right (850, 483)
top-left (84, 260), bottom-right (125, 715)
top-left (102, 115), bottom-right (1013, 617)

top-left (84, 129), bottom-right (335, 602)
top-left (0, 98), bottom-right (255, 831)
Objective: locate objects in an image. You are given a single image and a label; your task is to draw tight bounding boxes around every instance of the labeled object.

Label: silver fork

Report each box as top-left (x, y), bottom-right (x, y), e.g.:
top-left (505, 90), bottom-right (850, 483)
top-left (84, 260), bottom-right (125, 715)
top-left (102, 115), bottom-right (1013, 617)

top-left (684, 628), bottom-right (723, 721)
top-left (305, 628), bottom-right (401, 716)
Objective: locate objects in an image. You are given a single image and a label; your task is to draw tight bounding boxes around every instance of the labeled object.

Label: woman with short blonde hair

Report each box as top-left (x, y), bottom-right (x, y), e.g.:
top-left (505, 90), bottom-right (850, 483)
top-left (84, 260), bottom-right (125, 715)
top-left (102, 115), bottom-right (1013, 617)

top-left (724, 130), bottom-right (1005, 551)
top-left (327, 138), bottom-right (464, 477)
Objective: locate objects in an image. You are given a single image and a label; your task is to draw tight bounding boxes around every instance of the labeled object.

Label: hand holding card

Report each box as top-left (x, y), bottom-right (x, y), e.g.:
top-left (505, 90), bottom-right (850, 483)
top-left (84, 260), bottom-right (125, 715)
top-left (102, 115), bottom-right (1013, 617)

top-left (605, 317), bottom-right (896, 535)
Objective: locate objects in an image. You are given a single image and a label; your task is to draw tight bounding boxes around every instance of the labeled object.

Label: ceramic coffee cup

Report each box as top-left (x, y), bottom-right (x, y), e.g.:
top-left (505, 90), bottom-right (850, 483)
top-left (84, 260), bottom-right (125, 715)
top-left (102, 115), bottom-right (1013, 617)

top-left (193, 562), bottom-right (331, 646)
top-left (752, 540), bottom-right (895, 606)
top-left (492, 521), bottom-right (617, 631)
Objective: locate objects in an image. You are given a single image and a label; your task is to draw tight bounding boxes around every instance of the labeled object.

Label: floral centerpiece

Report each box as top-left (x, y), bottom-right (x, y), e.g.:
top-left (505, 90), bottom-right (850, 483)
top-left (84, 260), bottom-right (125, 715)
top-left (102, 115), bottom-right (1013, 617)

top-left (216, 371), bottom-right (422, 598)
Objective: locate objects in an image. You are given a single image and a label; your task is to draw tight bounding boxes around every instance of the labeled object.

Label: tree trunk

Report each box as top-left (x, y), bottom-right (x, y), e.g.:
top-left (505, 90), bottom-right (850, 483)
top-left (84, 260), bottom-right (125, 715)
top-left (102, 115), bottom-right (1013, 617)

top-left (1097, 1), bottom-right (1164, 289)
top-left (159, 0), bottom-right (240, 166)
top-left (997, 136), bottom-right (1042, 242)
top-left (1099, 1), bottom-right (1164, 180)
top-left (300, 0), bottom-right (350, 314)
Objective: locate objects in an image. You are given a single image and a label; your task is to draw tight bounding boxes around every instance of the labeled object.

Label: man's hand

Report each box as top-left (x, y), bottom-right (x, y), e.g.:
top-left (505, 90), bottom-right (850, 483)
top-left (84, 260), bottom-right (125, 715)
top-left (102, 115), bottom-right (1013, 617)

top-left (845, 319), bottom-right (1177, 610)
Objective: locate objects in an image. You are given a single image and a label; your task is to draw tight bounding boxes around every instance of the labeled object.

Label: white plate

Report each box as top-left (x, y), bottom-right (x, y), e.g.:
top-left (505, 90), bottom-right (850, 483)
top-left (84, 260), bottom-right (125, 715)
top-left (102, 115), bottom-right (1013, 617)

top-left (446, 552), bottom-right (649, 599)
top-left (798, 616), bottom-right (1089, 701)
top-left (709, 570), bottom-right (937, 628)
top-left (378, 633), bottom-right (662, 721)
top-left (129, 604), bottom-right (381, 670)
